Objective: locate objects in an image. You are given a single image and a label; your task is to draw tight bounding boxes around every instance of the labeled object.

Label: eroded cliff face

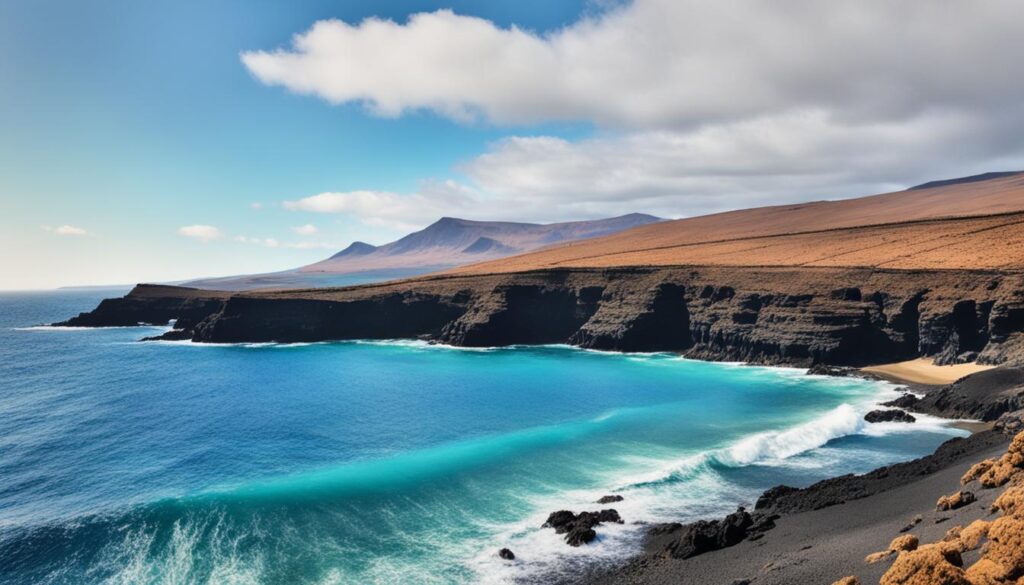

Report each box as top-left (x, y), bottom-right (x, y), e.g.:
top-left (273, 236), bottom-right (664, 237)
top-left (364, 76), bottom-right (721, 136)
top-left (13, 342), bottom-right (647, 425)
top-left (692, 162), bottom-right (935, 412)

top-left (59, 267), bottom-right (1024, 367)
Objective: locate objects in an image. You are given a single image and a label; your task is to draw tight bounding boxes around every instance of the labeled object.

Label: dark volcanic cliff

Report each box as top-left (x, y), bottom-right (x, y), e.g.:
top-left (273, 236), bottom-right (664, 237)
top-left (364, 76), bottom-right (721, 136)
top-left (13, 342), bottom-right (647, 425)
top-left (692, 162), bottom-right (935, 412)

top-left (59, 266), bottom-right (1024, 367)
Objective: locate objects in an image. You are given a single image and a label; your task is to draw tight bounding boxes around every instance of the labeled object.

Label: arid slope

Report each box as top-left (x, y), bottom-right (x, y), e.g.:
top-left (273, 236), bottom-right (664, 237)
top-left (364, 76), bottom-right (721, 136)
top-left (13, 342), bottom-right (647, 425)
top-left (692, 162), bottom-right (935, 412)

top-left (450, 172), bottom-right (1024, 274)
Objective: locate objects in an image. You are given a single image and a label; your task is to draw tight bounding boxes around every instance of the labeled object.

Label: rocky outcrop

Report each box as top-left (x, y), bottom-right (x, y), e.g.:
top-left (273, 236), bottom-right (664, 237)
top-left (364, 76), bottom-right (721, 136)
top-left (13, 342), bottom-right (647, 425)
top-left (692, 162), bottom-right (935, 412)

top-left (654, 507), bottom-right (777, 560)
top-left (910, 368), bottom-right (1024, 421)
top-left (57, 266), bottom-right (1024, 367)
top-left (543, 509), bottom-right (624, 547)
top-left (56, 285), bottom-right (230, 328)
top-left (865, 409), bottom-right (917, 423)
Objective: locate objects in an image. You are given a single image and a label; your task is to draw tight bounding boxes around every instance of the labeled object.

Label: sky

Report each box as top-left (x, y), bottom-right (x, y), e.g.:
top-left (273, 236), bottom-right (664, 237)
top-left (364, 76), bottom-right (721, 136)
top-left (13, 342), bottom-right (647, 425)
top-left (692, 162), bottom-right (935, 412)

top-left (2, 0), bottom-right (1024, 289)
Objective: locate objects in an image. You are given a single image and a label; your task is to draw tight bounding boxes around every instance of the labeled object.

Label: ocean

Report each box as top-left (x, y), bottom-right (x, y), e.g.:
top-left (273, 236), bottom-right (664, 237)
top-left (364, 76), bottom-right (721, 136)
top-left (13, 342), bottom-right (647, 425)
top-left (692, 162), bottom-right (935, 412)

top-left (0, 289), bottom-right (966, 584)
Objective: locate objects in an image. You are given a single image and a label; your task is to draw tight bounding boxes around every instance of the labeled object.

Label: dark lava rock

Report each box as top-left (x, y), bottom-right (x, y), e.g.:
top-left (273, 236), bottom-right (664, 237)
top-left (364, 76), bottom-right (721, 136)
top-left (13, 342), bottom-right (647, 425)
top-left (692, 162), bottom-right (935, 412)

top-left (597, 494), bottom-right (624, 504)
top-left (142, 328), bottom-right (193, 342)
top-left (995, 409), bottom-right (1024, 435)
top-left (864, 409), bottom-right (917, 423)
top-left (806, 364), bottom-right (861, 377)
top-left (544, 510), bottom-right (577, 533)
top-left (661, 507), bottom-right (776, 559)
top-left (542, 509), bottom-right (623, 547)
top-left (755, 485), bottom-right (800, 510)
top-left (498, 548), bottom-right (515, 560)
top-left (912, 367), bottom-right (1024, 421)
top-left (565, 526), bottom-right (597, 546)
top-left (882, 393), bottom-right (920, 408)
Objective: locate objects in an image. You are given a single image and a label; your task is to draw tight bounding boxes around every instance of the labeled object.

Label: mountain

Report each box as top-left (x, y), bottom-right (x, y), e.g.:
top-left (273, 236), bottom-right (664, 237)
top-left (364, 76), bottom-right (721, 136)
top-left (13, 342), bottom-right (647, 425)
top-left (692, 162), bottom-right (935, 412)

top-left (300, 213), bottom-right (662, 275)
top-left (184, 213), bottom-right (661, 290)
top-left (450, 171), bottom-right (1024, 275)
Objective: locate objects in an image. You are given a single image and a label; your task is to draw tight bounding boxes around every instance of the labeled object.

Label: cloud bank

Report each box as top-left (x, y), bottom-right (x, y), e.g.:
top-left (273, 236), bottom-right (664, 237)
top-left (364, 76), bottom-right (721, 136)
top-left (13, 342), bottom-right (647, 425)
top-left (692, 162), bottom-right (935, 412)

top-left (247, 0), bottom-right (1024, 227)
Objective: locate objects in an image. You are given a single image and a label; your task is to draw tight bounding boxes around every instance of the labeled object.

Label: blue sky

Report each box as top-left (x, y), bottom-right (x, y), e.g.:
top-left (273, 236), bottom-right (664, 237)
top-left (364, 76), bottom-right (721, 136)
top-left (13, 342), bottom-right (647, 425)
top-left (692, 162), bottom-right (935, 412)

top-left (0, 0), bottom-right (591, 288)
top-left (3, 1), bottom-right (1023, 289)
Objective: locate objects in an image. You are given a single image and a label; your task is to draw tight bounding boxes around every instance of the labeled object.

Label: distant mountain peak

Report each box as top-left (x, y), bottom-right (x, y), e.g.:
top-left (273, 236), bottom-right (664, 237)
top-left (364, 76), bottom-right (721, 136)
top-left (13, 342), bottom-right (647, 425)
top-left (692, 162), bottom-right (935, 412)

top-left (329, 241), bottom-right (377, 259)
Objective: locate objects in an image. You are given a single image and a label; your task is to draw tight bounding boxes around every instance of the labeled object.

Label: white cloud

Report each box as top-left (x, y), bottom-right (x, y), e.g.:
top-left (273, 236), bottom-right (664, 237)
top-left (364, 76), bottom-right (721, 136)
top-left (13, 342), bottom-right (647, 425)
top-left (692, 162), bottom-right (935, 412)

top-left (291, 224), bottom-right (318, 235)
top-left (458, 108), bottom-right (1024, 218)
top-left (250, 202), bottom-right (264, 210)
top-left (178, 225), bottom-right (225, 242)
top-left (283, 181), bottom-right (476, 230)
top-left (279, 108), bottom-right (1024, 226)
top-left (242, 1), bottom-right (1024, 128)
top-left (254, 1), bottom-right (1024, 226)
top-left (235, 234), bottom-right (338, 249)
top-left (43, 225), bottom-right (89, 237)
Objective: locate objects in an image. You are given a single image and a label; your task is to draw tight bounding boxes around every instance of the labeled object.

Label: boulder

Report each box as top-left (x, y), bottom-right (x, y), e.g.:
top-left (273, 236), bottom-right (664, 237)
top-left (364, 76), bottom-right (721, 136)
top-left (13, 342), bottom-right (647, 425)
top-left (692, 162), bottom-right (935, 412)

top-left (865, 409), bottom-right (917, 423)
top-left (597, 494), bottom-right (624, 504)
top-left (542, 508), bottom-right (623, 547)
top-left (498, 548), bottom-right (515, 560)
top-left (662, 507), bottom-right (775, 559)
top-left (994, 409), bottom-right (1024, 435)
top-left (882, 393), bottom-right (921, 409)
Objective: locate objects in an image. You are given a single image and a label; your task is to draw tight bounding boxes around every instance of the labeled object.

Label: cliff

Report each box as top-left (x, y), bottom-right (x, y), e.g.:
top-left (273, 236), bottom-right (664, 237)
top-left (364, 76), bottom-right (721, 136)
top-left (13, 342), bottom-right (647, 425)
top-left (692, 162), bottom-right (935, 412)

top-left (59, 266), bottom-right (1024, 367)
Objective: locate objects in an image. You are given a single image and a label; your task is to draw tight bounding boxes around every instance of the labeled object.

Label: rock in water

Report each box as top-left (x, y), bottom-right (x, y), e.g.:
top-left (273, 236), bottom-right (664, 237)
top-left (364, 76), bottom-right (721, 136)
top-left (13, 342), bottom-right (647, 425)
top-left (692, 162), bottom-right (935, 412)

top-left (565, 527), bottom-right (597, 546)
top-left (806, 364), bottom-right (860, 377)
top-left (882, 393), bottom-right (920, 408)
top-left (542, 508), bottom-right (623, 547)
top-left (865, 409), bottom-right (917, 423)
top-left (542, 510), bottom-right (578, 534)
top-left (597, 494), bottom-right (624, 504)
top-left (498, 548), bottom-right (515, 560)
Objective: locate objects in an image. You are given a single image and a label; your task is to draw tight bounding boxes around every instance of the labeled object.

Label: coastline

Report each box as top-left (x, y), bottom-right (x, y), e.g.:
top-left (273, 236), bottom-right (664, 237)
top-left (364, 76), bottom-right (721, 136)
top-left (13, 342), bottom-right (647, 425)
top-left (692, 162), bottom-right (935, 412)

top-left (47, 283), bottom-right (1024, 583)
top-left (580, 431), bottom-right (1011, 585)
top-left (568, 364), bottom-right (1024, 585)
top-left (861, 358), bottom-right (996, 386)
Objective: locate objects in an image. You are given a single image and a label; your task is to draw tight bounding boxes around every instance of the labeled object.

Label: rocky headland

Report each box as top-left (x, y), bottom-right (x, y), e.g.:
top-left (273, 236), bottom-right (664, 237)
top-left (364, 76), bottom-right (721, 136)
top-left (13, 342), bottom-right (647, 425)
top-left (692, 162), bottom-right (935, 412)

top-left (58, 266), bottom-right (1024, 369)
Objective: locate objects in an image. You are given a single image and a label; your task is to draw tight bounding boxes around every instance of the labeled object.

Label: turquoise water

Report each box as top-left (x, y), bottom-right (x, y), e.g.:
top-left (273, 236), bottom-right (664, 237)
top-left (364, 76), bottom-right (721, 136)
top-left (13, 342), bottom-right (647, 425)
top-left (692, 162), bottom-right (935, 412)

top-left (0, 290), bottom-right (965, 584)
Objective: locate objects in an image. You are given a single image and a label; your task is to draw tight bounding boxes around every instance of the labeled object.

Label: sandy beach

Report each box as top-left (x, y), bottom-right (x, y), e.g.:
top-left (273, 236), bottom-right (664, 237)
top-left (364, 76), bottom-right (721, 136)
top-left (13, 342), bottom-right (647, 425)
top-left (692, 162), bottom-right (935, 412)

top-left (862, 358), bottom-right (995, 385)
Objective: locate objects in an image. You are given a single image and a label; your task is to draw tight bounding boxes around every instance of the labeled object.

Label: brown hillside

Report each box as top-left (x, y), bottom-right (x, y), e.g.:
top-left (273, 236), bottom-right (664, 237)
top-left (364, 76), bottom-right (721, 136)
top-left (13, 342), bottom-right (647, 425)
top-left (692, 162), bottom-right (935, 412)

top-left (450, 172), bottom-right (1024, 273)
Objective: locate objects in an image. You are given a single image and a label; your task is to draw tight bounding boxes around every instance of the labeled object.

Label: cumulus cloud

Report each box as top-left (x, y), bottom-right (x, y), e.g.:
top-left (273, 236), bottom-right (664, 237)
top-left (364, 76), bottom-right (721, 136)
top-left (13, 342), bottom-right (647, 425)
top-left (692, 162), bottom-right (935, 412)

top-left (43, 225), bottom-right (89, 236)
top-left (253, 1), bottom-right (1024, 225)
top-left (280, 107), bottom-right (1024, 225)
top-left (283, 181), bottom-right (477, 230)
top-left (178, 225), bottom-right (225, 242)
top-left (242, 1), bottom-right (1024, 128)
top-left (459, 108), bottom-right (1024, 218)
top-left (235, 234), bottom-right (339, 249)
top-left (290, 224), bottom-right (319, 235)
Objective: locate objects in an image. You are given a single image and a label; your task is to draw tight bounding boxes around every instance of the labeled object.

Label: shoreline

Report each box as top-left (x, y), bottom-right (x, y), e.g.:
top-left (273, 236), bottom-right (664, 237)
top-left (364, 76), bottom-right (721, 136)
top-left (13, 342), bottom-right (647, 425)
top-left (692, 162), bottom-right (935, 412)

top-left (861, 358), bottom-right (996, 386)
top-left (567, 365), bottom-right (1024, 585)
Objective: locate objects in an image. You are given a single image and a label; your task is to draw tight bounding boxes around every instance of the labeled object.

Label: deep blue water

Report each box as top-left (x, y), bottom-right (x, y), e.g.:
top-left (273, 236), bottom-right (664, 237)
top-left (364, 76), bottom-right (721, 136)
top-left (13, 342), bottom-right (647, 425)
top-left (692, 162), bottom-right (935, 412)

top-left (0, 290), bottom-right (965, 584)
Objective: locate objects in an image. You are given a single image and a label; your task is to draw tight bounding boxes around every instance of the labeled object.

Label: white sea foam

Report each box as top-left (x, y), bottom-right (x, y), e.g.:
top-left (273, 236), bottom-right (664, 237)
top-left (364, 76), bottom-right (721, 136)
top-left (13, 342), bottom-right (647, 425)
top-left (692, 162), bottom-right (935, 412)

top-left (14, 324), bottom-right (168, 331)
top-left (720, 404), bottom-right (863, 466)
top-left (464, 374), bottom-right (968, 584)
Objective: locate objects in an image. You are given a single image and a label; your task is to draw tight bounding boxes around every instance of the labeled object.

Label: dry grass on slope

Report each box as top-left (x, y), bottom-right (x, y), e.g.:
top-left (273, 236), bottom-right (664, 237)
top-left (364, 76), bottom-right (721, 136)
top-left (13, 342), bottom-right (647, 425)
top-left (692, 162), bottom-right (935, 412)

top-left (452, 212), bottom-right (1024, 274)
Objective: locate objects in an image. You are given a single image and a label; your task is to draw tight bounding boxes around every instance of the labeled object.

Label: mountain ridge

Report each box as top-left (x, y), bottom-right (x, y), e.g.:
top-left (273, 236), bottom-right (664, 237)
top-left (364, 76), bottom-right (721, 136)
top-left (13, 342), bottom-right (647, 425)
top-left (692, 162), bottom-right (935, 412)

top-left (183, 213), bottom-right (662, 290)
